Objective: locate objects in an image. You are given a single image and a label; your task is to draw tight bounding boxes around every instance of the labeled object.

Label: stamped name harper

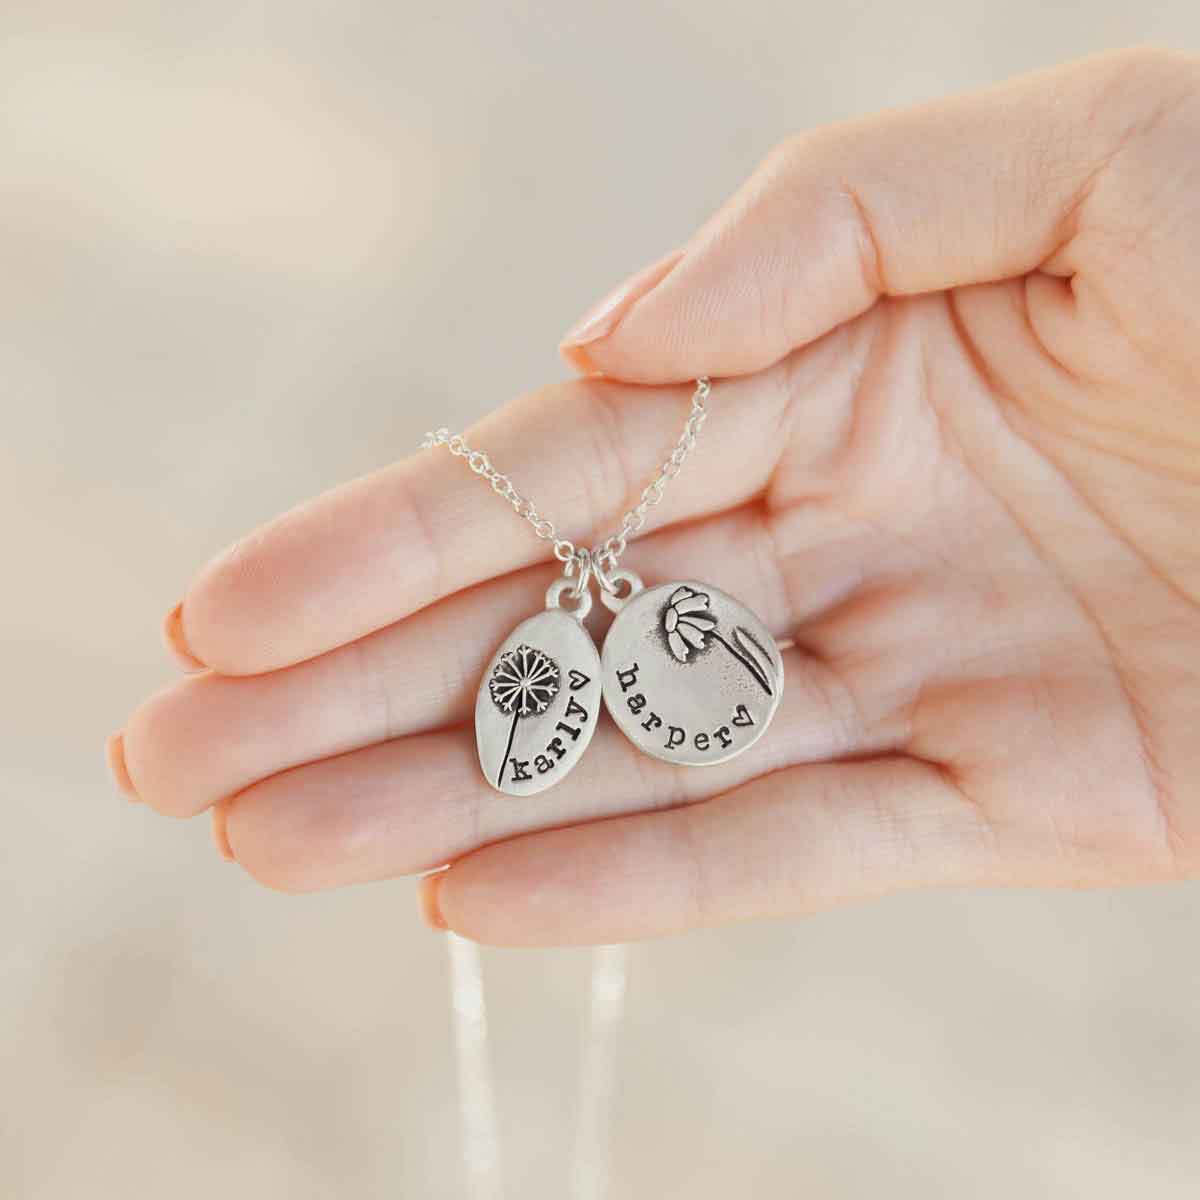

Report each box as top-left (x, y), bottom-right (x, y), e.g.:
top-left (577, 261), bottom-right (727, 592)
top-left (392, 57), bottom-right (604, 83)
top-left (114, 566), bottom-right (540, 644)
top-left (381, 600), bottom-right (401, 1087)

top-left (613, 661), bottom-right (757, 753)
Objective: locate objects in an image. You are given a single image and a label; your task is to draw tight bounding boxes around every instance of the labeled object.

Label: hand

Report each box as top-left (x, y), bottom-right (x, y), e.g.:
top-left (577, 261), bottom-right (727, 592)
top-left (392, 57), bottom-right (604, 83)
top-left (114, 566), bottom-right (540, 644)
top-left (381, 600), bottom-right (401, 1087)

top-left (109, 49), bottom-right (1200, 945)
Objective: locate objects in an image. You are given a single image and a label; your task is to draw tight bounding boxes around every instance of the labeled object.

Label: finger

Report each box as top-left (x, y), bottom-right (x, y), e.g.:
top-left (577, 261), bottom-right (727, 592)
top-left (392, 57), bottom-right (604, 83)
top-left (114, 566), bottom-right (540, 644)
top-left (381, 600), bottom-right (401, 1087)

top-left (174, 371), bottom-right (791, 676)
top-left (219, 649), bottom-right (882, 893)
top-left (425, 757), bottom-right (999, 946)
top-left (560, 49), bottom-right (1190, 382)
top-left (118, 502), bottom-right (795, 818)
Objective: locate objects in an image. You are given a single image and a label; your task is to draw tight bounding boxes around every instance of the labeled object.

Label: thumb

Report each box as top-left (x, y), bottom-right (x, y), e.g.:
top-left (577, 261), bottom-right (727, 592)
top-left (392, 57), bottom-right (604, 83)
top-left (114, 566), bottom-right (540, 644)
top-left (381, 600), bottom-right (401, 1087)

top-left (559, 49), bottom-right (1186, 384)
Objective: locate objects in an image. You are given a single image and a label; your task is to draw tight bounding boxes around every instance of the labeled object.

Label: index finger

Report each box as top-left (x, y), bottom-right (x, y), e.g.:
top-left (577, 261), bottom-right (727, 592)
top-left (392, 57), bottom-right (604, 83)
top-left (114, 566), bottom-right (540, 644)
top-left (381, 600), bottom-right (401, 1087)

top-left (171, 372), bottom-right (790, 675)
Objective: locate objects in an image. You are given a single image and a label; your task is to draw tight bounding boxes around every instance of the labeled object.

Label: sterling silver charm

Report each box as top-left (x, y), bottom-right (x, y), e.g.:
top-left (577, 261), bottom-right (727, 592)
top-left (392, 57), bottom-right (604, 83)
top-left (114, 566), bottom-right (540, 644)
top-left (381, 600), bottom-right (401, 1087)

top-left (427, 377), bottom-right (747, 788)
top-left (475, 578), bottom-right (601, 795)
top-left (600, 575), bottom-right (783, 766)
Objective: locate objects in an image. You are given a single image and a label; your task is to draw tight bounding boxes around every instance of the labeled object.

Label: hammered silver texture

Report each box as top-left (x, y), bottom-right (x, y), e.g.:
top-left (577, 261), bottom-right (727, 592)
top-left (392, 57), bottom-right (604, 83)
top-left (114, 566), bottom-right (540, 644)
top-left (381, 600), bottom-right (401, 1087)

top-left (601, 580), bottom-right (783, 767)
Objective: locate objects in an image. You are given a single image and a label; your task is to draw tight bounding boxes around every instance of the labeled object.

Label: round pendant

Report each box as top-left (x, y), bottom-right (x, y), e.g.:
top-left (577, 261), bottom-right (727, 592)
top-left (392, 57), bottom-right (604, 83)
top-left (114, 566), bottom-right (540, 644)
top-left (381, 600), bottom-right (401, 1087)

top-left (601, 580), bottom-right (783, 766)
top-left (475, 608), bottom-right (601, 795)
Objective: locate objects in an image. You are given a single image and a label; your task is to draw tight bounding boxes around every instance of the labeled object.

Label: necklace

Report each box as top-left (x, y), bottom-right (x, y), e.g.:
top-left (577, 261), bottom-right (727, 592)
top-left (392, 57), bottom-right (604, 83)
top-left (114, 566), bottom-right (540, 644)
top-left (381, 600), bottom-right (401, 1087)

top-left (423, 378), bottom-right (784, 795)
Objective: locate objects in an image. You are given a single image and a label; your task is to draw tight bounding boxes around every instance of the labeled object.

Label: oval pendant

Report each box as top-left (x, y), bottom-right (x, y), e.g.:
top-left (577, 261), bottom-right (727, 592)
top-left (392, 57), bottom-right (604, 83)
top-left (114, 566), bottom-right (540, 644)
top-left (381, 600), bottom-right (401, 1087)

top-left (475, 608), bottom-right (601, 795)
top-left (601, 580), bottom-right (783, 766)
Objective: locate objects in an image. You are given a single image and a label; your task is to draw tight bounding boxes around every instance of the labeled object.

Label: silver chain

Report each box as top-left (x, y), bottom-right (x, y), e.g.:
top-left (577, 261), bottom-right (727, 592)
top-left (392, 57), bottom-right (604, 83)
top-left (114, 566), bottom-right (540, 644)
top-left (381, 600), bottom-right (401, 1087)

top-left (422, 377), bottom-right (710, 581)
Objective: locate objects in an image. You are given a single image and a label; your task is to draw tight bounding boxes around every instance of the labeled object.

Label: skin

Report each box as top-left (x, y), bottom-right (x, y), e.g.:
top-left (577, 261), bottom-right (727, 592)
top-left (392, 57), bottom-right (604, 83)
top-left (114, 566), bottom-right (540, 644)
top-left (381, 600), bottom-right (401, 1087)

top-left (109, 49), bottom-right (1200, 946)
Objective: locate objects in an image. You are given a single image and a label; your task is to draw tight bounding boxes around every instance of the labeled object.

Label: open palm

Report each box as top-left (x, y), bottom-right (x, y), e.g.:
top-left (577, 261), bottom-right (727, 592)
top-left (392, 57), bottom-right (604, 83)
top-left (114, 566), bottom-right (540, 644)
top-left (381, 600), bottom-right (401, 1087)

top-left (110, 50), bottom-right (1200, 944)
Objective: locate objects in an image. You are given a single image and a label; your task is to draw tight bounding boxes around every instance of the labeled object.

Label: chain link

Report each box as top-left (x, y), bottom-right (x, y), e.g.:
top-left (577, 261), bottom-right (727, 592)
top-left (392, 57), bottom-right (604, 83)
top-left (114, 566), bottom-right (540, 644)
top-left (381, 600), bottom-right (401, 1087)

top-left (422, 377), bottom-right (710, 577)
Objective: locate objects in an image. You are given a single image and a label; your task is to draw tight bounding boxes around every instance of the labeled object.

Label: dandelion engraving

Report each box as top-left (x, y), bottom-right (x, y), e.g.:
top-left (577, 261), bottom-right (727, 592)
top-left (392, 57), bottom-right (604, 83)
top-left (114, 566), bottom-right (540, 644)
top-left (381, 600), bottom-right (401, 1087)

top-left (488, 644), bottom-right (561, 785)
top-left (661, 586), bottom-right (774, 696)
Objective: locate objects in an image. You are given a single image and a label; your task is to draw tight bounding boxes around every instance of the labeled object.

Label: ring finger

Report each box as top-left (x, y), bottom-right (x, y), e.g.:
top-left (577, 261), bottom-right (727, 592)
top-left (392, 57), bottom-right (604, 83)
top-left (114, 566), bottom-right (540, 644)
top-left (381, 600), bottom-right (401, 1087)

top-left (218, 643), bottom-right (884, 893)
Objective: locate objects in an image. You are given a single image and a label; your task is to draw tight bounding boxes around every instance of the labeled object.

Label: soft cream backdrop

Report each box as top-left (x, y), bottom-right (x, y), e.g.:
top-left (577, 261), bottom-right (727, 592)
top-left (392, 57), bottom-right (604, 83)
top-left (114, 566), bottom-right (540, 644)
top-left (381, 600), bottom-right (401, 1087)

top-left (3, 4), bottom-right (1199, 1197)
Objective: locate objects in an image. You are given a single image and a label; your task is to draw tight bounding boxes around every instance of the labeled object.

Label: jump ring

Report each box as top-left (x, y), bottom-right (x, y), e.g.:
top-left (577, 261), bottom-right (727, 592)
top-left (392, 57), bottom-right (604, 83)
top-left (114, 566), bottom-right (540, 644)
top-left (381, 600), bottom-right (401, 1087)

top-left (591, 554), bottom-right (616, 595)
top-left (570, 548), bottom-right (593, 600)
top-left (596, 565), bottom-right (644, 613)
top-left (545, 575), bottom-right (593, 621)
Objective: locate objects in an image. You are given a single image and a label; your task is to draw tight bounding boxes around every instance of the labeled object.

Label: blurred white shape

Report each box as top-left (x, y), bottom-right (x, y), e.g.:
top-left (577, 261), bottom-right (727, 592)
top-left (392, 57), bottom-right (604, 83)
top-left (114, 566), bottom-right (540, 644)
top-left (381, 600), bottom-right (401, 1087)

top-left (447, 933), bottom-right (503, 1200)
top-left (571, 944), bottom-right (629, 1200)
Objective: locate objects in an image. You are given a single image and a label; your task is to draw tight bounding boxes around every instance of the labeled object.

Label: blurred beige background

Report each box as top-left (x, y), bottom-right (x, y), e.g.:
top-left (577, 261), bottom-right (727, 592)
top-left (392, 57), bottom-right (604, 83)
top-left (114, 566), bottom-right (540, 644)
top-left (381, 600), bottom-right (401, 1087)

top-left (3, 3), bottom-right (1200, 1197)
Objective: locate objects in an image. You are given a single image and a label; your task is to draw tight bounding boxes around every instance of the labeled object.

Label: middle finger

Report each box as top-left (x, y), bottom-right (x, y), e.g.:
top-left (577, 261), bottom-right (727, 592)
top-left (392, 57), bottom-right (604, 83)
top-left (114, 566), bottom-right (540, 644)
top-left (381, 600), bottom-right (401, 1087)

top-left (123, 504), bottom-right (789, 818)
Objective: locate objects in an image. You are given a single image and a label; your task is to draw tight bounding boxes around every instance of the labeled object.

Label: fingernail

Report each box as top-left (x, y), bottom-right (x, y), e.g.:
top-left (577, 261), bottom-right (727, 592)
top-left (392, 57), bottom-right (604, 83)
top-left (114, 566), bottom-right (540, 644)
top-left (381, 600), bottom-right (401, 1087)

top-left (106, 732), bottom-right (141, 802)
top-left (211, 801), bottom-right (235, 862)
top-left (559, 248), bottom-right (684, 365)
top-left (418, 872), bottom-right (449, 931)
top-left (162, 602), bottom-right (206, 673)
top-left (560, 341), bottom-right (602, 376)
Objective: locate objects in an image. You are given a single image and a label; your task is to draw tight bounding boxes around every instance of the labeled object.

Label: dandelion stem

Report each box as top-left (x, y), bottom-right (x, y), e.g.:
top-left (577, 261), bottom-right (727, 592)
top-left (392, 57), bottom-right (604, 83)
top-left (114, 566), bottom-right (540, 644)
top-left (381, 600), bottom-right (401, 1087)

top-left (498, 709), bottom-right (521, 786)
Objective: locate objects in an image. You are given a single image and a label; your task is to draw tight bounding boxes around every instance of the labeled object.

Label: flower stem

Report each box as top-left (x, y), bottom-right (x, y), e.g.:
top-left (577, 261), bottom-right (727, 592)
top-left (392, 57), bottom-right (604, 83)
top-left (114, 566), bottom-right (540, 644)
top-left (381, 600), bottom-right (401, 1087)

top-left (710, 631), bottom-right (772, 696)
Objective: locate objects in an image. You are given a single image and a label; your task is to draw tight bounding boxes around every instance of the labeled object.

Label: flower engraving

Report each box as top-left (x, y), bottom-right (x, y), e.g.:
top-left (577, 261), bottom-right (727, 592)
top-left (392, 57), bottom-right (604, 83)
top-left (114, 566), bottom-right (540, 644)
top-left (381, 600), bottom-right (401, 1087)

top-left (660, 586), bottom-right (774, 696)
top-left (663, 586), bottom-right (719, 661)
top-left (489, 644), bottom-right (561, 716)
top-left (488, 644), bottom-right (560, 784)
